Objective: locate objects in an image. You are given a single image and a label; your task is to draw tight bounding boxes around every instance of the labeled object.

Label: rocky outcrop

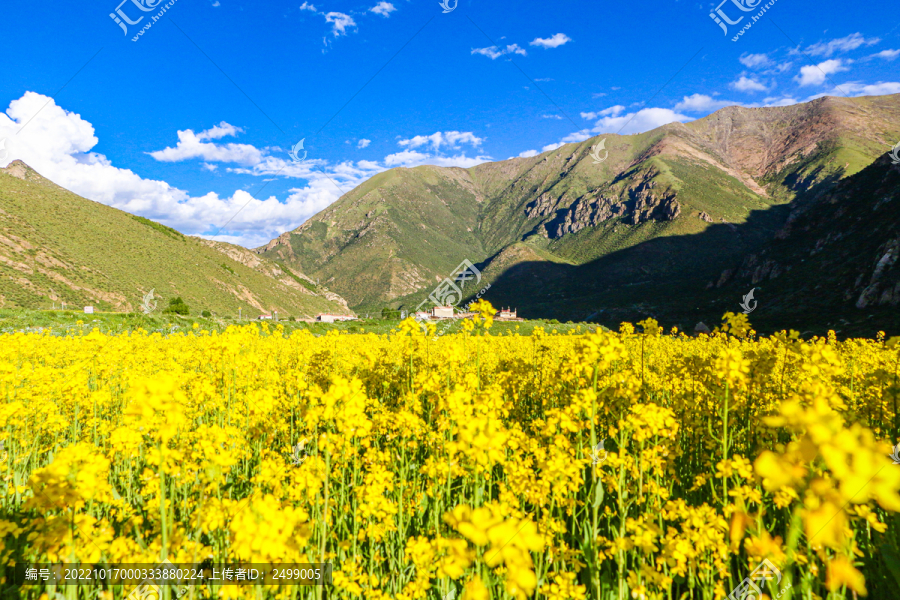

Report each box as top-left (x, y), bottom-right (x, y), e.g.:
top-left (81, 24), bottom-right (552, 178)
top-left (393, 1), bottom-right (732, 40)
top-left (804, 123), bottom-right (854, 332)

top-left (630, 195), bottom-right (680, 225)
top-left (553, 196), bottom-right (627, 238)
top-left (524, 193), bottom-right (559, 218)
top-left (544, 173), bottom-right (681, 239)
top-left (856, 240), bottom-right (899, 308)
top-left (737, 254), bottom-right (785, 284)
top-left (698, 211), bottom-right (713, 223)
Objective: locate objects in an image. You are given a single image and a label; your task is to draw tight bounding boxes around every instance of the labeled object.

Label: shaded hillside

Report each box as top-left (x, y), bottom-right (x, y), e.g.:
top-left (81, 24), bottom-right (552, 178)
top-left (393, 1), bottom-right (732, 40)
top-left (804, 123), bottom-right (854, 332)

top-left (257, 94), bottom-right (900, 316)
top-left (0, 161), bottom-right (349, 317)
top-left (718, 153), bottom-right (900, 335)
top-left (481, 153), bottom-right (900, 337)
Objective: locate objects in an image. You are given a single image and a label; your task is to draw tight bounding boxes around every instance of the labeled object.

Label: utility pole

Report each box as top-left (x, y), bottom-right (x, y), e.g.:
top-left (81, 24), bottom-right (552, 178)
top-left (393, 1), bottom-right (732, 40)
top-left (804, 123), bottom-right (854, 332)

top-left (239, 308), bottom-right (242, 321)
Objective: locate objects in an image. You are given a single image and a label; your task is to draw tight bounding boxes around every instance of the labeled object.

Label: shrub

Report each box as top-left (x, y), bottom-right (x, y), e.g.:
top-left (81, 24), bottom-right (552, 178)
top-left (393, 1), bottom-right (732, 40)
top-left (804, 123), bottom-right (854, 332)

top-left (201, 310), bottom-right (212, 318)
top-left (163, 297), bottom-right (190, 316)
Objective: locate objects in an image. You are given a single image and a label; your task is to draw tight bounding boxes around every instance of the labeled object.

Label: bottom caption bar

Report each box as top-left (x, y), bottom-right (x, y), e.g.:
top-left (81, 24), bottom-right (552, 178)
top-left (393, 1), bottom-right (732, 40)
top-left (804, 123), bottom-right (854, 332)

top-left (13, 563), bottom-right (333, 586)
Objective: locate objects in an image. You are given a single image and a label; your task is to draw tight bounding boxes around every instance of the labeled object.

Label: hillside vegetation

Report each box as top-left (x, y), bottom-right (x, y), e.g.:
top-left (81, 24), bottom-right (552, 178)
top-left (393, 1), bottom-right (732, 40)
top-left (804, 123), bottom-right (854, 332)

top-left (257, 94), bottom-right (900, 331)
top-left (0, 161), bottom-right (349, 317)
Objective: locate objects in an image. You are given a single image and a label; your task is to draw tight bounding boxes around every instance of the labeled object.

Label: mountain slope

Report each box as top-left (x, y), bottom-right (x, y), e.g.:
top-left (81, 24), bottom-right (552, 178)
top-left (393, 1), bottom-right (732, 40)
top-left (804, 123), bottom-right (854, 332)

top-left (258, 94), bottom-right (900, 317)
top-left (714, 153), bottom-right (900, 335)
top-left (0, 161), bottom-right (350, 317)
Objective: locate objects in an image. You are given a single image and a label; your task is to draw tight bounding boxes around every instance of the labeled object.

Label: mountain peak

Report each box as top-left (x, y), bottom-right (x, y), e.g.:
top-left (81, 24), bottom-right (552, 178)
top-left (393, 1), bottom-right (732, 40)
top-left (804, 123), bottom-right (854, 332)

top-left (1, 160), bottom-right (52, 185)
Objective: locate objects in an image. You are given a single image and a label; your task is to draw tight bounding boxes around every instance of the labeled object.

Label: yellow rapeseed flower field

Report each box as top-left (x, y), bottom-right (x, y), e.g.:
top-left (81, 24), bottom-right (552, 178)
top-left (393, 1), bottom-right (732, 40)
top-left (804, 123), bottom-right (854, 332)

top-left (2, 306), bottom-right (900, 599)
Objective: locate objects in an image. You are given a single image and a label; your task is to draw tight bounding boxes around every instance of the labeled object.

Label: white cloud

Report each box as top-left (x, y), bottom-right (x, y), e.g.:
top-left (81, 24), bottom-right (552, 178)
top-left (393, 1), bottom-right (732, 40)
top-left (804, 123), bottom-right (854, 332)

top-left (581, 105), bottom-right (625, 120)
top-left (517, 149), bottom-right (539, 158)
top-left (196, 121), bottom-right (244, 141)
top-left (357, 138), bottom-right (371, 149)
top-left (561, 130), bottom-right (591, 143)
top-left (673, 94), bottom-right (735, 112)
top-left (382, 150), bottom-right (490, 168)
top-left (471, 44), bottom-right (527, 60)
top-left (731, 76), bottom-right (769, 92)
top-left (759, 96), bottom-right (799, 107)
top-left (867, 49), bottom-right (900, 61)
top-left (530, 33), bottom-right (572, 49)
top-left (398, 131), bottom-right (484, 152)
top-left (590, 107), bottom-right (692, 135)
top-left (795, 59), bottom-right (850, 86)
top-left (369, 2), bottom-right (396, 17)
top-left (325, 12), bottom-right (355, 36)
top-left (739, 53), bottom-right (771, 68)
top-left (0, 92), bottom-right (364, 248)
top-left (299, 2), bottom-right (317, 10)
top-left (818, 81), bottom-right (900, 97)
top-left (802, 33), bottom-right (879, 57)
top-left (543, 106), bottom-right (691, 152)
top-left (540, 114), bottom-right (563, 120)
top-left (149, 128), bottom-right (263, 165)
top-left (0, 92), bottom-right (493, 248)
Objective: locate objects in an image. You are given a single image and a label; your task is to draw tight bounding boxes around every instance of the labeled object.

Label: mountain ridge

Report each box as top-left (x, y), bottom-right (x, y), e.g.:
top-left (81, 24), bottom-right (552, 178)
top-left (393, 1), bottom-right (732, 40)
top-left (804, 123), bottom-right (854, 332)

top-left (257, 93), bottom-right (900, 320)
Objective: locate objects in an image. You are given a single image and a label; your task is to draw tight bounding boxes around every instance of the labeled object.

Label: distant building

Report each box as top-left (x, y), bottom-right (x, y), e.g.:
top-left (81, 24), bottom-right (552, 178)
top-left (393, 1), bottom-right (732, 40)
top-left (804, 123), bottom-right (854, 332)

top-left (432, 306), bottom-right (455, 319)
top-left (258, 314), bottom-right (273, 320)
top-left (84, 306), bottom-right (94, 314)
top-left (495, 307), bottom-right (522, 321)
top-left (413, 311), bottom-right (431, 320)
top-left (316, 314), bottom-right (357, 323)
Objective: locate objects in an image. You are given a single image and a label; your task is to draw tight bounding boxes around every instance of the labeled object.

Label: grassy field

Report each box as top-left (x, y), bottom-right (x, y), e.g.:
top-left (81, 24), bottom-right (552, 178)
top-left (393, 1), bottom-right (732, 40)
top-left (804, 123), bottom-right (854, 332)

top-left (0, 309), bottom-right (589, 337)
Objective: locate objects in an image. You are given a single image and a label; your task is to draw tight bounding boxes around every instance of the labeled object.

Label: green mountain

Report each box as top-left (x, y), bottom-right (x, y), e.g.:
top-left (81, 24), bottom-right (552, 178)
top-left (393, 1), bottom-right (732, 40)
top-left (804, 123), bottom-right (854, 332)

top-left (257, 94), bottom-right (900, 328)
top-left (0, 160), bottom-right (350, 318)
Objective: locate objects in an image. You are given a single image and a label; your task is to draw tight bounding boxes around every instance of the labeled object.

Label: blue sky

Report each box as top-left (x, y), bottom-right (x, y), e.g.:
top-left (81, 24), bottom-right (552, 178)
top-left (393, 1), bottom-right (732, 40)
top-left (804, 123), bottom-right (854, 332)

top-left (0, 0), bottom-right (898, 247)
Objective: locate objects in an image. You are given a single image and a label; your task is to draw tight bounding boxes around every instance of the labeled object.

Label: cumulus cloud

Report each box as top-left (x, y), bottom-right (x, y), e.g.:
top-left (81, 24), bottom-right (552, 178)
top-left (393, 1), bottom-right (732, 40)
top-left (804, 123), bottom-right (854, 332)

top-left (731, 76), bottom-right (769, 92)
top-left (299, 2), bottom-right (317, 10)
top-left (795, 59), bottom-right (850, 86)
top-left (517, 149), bottom-right (539, 158)
top-left (530, 33), bottom-right (571, 49)
top-left (382, 150), bottom-right (490, 168)
top-left (673, 94), bottom-right (736, 112)
top-left (149, 126), bottom-right (263, 165)
top-left (0, 93), bottom-right (360, 248)
top-left (471, 44), bottom-right (527, 59)
top-left (547, 107), bottom-right (691, 152)
top-left (357, 138), bottom-right (371, 149)
top-left (325, 12), bottom-right (356, 36)
top-left (398, 131), bottom-right (484, 152)
top-left (802, 33), bottom-right (879, 57)
top-left (739, 53), bottom-right (771, 68)
top-left (0, 92), bottom-right (493, 248)
top-left (369, 2), bottom-right (396, 17)
top-left (589, 107), bottom-right (692, 135)
top-left (540, 114), bottom-right (563, 120)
